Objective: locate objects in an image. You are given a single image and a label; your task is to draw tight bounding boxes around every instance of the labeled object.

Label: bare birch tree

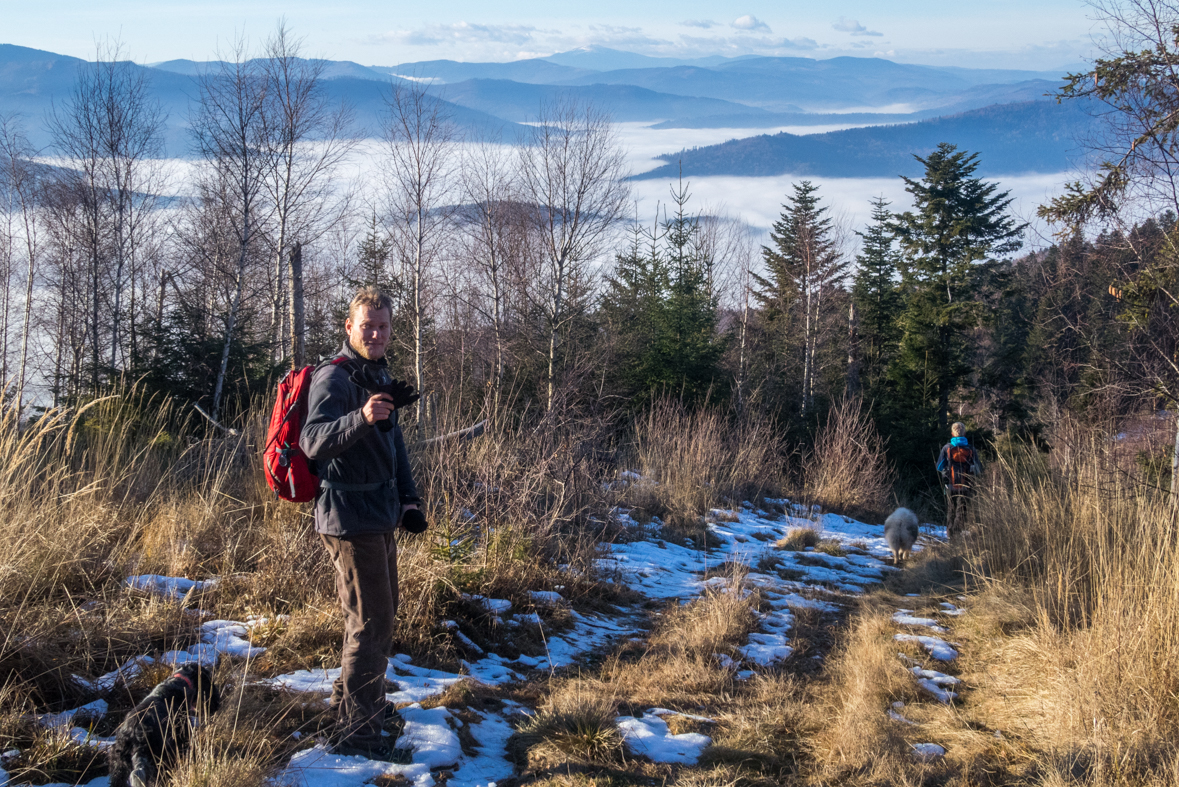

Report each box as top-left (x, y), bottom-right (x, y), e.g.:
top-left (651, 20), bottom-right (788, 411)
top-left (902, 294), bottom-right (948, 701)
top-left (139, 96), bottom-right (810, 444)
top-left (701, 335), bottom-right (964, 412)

top-left (0, 117), bottom-right (43, 413)
top-left (458, 137), bottom-right (525, 407)
top-left (516, 101), bottom-right (628, 411)
top-left (47, 41), bottom-right (166, 384)
top-left (260, 21), bottom-right (356, 369)
top-left (381, 81), bottom-right (456, 423)
top-left (192, 38), bottom-right (271, 423)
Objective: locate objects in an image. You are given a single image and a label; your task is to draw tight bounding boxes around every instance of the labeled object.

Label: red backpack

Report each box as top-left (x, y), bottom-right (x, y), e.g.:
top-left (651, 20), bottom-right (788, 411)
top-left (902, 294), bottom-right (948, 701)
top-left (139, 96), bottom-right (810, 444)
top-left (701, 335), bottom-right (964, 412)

top-left (947, 445), bottom-right (976, 492)
top-left (263, 357), bottom-right (349, 502)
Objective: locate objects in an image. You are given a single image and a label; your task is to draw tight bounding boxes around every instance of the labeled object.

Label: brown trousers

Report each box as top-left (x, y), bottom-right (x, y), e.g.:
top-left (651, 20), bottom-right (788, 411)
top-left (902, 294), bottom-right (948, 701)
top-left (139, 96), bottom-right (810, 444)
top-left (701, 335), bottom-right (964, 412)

top-left (320, 531), bottom-right (398, 745)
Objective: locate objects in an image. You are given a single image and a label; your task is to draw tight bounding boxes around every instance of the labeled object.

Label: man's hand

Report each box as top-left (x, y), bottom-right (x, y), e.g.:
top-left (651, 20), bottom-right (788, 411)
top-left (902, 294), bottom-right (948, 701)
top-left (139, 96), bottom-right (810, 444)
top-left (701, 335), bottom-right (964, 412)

top-left (361, 393), bottom-right (396, 426)
top-left (400, 503), bottom-right (427, 534)
top-left (350, 366), bottom-right (421, 410)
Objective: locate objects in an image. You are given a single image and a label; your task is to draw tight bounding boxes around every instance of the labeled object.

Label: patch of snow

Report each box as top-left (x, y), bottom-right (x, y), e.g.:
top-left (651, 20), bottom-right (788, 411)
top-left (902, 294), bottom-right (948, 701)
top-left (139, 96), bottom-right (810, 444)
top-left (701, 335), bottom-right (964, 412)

top-left (464, 595), bottom-right (512, 616)
top-left (126, 574), bottom-right (217, 600)
top-left (911, 667), bottom-right (961, 686)
top-left (201, 619), bottom-right (265, 659)
top-left (91, 655), bottom-right (154, 691)
top-left (916, 678), bottom-right (959, 703)
top-left (616, 711), bottom-right (711, 764)
top-left (892, 610), bottom-right (948, 632)
top-left (278, 745), bottom-right (433, 787)
top-left (397, 705), bottom-right (462, 769)
top-left (939, 602), bottom-right (966, 616)
top-left (446, 710), bottom-right (516, 787)
top-left (441, 620), bottom-right (484, 655)
top-left (529, 591), bottom-right (564, 605)
top-left (649, 707), bottom-right (715, 723)
top-left (894, 634), bottom-right (958, 661)
top-left (68, 727), bottom-right (116, 749)
top-left (911, 742), bottom-right (947, 761)
top-left (35, 699), bottom-right (107, 731)
top-left (739, 633), bottom-right (793, 665)
top-left (888, 708), bottom-right (915, 724)
top-left (160, 643), bottom-right (220, 667)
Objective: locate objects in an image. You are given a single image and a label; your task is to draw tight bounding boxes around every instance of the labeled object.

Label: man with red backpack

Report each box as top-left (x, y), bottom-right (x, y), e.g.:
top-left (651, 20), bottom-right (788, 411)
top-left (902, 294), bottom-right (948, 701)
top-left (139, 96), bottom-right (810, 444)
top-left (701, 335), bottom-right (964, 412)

top-left (936, 421), bottom-right (982, 536)
top-left (300, 287), bottom-right (424, 760)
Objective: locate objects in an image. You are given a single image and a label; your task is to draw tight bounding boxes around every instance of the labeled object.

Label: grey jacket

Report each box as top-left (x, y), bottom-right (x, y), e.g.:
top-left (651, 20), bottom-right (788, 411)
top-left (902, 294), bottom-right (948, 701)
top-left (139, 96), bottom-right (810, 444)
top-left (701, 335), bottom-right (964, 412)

top-left (302, 342), bottom-right (419, 537)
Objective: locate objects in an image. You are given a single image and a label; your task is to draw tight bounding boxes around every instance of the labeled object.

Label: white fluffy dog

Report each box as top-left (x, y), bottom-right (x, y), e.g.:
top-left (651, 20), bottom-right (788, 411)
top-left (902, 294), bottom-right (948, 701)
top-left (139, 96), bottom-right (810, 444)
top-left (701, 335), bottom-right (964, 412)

top-left (884, 507), bottom-right (920, 565)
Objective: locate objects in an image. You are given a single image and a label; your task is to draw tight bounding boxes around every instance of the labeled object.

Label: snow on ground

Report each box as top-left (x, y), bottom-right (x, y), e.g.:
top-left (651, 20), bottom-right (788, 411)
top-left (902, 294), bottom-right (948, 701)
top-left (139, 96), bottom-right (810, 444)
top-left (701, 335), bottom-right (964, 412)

top-left (892, 610), bottom-right (947, 632)
top-left (894, 634), bottom-right (959, 661)
top-left (912, 742), bottom-right (947, 761)
top-left (616, 711), bottom-right (712, 764)
top-left (36, 501), bottom-right (952, 787)
top-left (126, 574), bottom-right (218, 600)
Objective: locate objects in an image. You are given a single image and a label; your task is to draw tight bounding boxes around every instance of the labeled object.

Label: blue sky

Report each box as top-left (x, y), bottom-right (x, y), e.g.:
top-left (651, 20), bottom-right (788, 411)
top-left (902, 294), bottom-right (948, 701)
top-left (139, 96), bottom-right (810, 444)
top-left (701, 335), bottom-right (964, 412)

top-left (4, 0), bottom-right (1095, 70)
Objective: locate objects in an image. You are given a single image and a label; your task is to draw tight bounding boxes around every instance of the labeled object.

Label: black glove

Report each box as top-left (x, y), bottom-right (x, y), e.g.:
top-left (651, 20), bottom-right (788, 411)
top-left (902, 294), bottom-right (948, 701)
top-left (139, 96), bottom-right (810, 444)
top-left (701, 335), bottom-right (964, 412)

top-left (401, 507), bottom-right (428, 534)
top-left (349, 365), bottom-right (421, 432)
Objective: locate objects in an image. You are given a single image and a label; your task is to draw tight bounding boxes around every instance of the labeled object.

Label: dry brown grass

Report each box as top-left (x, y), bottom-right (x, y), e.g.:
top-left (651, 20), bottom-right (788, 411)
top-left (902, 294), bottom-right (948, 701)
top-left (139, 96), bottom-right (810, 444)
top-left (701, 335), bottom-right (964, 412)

top-left (515, 690), bottom-right (625, 767)
top-left (808, 597), bottom-right (915, 781)
top-left (803, 396), bottom-right (894, 517)
top-left (626, 398), bottom-right (786, 543)
top-left (776, 527), bottom-right (820, 551)
top-left (966, 443), bottom-right (1179, 766)
top-left (0, 386), bottom-right (640, 782)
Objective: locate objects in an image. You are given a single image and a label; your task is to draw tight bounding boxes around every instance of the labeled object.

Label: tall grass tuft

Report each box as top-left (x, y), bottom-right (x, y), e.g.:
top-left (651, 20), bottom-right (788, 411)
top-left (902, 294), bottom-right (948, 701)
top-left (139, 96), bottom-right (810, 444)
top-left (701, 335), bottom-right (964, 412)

top-left (628, 398), bottom-right (785, 540)
top-left (803, 395), bottom-right (894, 517)
top-left (969, 438), bottom-right (1179, 771)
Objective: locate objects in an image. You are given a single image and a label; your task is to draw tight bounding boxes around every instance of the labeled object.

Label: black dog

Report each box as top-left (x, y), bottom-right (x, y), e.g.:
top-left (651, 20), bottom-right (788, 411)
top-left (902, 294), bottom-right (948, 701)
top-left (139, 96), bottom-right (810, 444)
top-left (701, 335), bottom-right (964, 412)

top-left (108, 662), bottom-right (221, 787)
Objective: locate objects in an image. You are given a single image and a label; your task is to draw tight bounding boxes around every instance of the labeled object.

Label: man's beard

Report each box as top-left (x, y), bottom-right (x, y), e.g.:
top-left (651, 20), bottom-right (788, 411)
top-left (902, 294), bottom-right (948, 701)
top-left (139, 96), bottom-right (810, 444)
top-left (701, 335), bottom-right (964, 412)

top-left (349, 337), bottom-right (385, 361)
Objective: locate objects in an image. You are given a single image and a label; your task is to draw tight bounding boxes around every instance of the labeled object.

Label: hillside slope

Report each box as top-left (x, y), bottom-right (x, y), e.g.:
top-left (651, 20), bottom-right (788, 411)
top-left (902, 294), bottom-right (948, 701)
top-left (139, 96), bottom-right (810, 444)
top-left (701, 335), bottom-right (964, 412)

top-left (638, 100), bottom-right (1098, 179)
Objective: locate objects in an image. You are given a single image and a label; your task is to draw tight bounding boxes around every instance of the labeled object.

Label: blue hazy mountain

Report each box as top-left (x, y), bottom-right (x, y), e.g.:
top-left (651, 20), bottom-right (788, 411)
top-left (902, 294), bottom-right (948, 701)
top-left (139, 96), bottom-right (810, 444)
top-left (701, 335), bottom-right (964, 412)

top-left (542, 45), bottom-right (741, 71)
top-left (554, 56), bottom-right (1066, 112)
top-left (151, 58), bottom-right (395, 83)
top-left (431, 79), bottom-right (772, 122)
top-left (1, 43), bottom-right (1085, 176)
top-left (0, 45), bottom-right (523, 152)
top-left (636, 100), bottom-right (1097, 179)
top-left (375, 59), bottom-right (595, 85)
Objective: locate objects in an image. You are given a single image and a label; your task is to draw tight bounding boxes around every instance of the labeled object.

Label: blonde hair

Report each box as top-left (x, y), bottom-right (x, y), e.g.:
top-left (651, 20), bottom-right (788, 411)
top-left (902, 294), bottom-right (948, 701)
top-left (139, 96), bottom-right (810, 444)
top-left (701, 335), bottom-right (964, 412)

top-left (951, 422), bottom-right (966, 437)
top-left (348, 287), bottom-right (393, 322)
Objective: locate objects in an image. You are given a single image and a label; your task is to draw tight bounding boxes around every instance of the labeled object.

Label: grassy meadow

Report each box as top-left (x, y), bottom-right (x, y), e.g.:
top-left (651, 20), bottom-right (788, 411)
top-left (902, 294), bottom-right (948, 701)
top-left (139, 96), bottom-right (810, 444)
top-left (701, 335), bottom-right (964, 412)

top-left (0, 391), bottom-right (1176, 786)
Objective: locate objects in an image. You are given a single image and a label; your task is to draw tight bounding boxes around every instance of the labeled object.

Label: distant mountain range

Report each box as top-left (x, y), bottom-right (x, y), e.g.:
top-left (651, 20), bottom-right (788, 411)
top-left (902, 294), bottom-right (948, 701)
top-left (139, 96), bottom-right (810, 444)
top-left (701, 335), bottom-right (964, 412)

top-left (0, 42), bottom-right (1091, 176)
top-left (638, 100), bottom-right (1098, 179)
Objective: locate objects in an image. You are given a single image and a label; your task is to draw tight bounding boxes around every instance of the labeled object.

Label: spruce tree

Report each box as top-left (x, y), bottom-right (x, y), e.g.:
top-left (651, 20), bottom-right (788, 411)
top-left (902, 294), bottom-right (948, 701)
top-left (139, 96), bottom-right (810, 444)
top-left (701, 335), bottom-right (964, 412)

top-left (601, 220), bottom-right (671, 398)
top-left (663, 177), bottom-right (723, 401)
top-left (755, 181), bottom-right (848, 420)
top-left (889, 144), bottom-right (1025, 434)
top-left (349, 211), bottom-right (399, 295)
top-left (602, 177), bottom-right (723, 404)
top-left (852, 196), bottom-right (902, 405)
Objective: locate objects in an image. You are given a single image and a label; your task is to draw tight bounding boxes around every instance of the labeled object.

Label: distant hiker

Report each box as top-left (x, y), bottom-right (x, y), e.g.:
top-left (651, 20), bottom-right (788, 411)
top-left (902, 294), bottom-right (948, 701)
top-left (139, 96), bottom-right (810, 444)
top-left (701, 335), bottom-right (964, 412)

top-left (302, 287), bottom-right (426, 760)
top-left (936, 422), bottom-right (981, 536)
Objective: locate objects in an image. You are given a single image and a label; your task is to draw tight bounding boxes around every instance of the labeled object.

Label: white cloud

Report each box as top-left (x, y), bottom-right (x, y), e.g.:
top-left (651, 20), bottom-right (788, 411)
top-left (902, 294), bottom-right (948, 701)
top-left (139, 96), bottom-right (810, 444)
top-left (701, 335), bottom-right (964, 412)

top-left (731, 15), bottom-right (771, 33)
top-left (368, 22), bottom-right (541, 47)
top-left (833, 17), bottom-right (883, 37)
top-left (681, 19), bottom-right (720, 29)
